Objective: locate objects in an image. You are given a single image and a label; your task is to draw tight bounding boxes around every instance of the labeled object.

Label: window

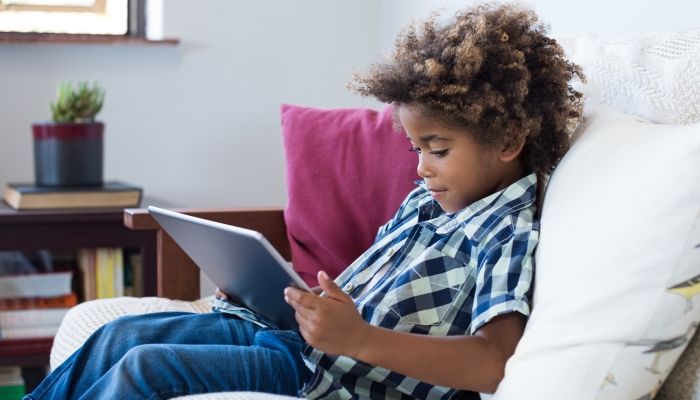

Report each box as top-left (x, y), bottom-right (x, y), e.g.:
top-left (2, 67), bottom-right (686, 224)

top-left (0, 0), bottom-right (129, 35)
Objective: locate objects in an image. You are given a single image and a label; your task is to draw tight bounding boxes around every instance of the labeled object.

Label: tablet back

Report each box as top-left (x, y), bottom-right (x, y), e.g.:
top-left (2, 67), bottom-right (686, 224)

top-left (147, 206), bottom-right (310, 331)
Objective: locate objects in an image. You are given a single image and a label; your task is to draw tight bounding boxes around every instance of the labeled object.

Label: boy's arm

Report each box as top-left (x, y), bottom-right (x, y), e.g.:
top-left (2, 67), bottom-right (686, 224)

top-left (285, 272), bottom-right (525, 394)
top-left (356, 312), bottom-right (524, 394)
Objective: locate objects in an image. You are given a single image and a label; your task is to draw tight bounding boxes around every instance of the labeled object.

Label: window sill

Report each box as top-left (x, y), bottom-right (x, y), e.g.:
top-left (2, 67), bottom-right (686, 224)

top-left (0, 33), bottom-right (179, 45)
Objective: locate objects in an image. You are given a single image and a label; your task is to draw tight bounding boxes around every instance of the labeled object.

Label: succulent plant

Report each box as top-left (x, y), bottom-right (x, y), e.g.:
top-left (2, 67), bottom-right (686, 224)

top-left (50, 80), bottom-right (105, 123)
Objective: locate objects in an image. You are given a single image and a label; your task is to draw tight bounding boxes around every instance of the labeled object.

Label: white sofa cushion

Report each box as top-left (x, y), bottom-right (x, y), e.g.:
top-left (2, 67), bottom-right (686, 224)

top-left (493, 99), bottom-right (700, 399)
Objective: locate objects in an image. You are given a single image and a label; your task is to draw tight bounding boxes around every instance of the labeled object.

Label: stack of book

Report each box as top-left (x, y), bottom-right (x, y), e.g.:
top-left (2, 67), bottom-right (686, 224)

top-left (0, 367), bottom-right (24, 400)
top-left (0, 307), bottom-right (72, 340)
top-left (3, 182), bottom-right (141, 210)
top-left (77, 248), bottom-right (142, 301)
top-left (0, 272), bottom-right (76, 340)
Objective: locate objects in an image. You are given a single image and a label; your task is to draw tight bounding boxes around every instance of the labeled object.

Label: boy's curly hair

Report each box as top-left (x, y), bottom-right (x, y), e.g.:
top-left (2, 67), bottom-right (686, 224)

top-left (349, 2), bottom-right (585, 176)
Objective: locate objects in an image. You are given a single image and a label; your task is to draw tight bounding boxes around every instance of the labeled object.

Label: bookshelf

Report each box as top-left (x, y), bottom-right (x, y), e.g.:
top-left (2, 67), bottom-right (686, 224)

top-left (0, 196), bottom-right (175, 369)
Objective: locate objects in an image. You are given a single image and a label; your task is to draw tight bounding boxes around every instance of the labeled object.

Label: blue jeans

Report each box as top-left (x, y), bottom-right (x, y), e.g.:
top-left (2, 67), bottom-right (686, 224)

top-left (25, 312), bottom-right (312, 400)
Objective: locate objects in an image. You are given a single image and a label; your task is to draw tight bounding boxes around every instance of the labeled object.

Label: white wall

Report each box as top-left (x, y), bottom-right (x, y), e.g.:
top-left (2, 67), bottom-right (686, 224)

top-left (0, 0), bottom-right (382, 211)
top-left (379, 0), bottom-right (700, 52)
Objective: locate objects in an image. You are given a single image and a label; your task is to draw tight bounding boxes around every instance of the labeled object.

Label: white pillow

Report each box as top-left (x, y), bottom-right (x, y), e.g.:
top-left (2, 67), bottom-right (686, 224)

top-left (493, 99), bottom-right (700, 399)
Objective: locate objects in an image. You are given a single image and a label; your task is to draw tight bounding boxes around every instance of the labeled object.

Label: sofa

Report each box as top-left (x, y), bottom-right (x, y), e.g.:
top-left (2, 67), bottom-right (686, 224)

top-left (51, 30), bottom-right (700, 400)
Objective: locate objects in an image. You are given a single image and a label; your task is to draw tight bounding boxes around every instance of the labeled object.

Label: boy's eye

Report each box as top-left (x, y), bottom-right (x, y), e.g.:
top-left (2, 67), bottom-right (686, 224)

top-left (409, 147), bottom-right (421, 154)
top-left (430, 150), bottom-right (448, 158)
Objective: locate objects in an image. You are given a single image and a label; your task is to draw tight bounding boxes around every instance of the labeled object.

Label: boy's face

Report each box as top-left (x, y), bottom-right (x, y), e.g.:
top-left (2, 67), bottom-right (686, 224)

top-left (399, 106), bottom-right (518, 214)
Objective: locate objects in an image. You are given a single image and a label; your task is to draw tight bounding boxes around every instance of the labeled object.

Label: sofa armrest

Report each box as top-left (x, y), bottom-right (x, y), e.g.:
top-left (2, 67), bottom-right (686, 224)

top-left (124, 207), bottom-right (289, 301)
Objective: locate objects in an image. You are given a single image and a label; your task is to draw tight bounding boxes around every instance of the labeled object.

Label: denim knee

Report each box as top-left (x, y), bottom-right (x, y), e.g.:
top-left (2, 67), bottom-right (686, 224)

top-left (78, 344), bottom-right (190, 400)
top-left (96, 312), bottom-right (192, 346)
top-left (119, 344), bottom-right (174, 376)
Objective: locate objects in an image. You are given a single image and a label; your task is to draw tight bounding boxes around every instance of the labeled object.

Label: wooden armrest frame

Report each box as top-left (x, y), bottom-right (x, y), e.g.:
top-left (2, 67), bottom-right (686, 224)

top-left (124, 207), bottom-right (289, 301)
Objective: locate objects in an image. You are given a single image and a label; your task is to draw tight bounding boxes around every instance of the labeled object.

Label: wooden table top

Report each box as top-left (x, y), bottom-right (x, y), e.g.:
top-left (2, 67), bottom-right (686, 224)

top-left (0, 196), bottom-right (177, 225)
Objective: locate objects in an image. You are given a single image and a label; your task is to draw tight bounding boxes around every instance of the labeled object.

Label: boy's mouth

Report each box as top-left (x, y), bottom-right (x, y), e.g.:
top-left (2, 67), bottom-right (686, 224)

top-left (428, 188), bottom-right (447, 198)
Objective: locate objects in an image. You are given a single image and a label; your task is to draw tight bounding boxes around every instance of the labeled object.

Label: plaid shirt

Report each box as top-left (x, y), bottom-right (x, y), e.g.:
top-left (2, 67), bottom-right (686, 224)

top-left (300, 172), bottom-right (539, 400)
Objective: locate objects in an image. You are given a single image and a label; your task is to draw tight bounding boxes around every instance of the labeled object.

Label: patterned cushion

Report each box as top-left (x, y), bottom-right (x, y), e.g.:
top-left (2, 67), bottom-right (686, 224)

top-left (553, 29), bottom-right (700, 400)
top-left (554, 30), bottom-right (700, 125)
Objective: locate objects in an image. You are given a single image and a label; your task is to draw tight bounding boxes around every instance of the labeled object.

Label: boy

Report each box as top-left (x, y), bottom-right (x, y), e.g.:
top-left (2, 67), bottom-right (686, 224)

top-left (282, 4), bottom-right (583, 397)
top-left (26, 3), bottom-right (583, 400)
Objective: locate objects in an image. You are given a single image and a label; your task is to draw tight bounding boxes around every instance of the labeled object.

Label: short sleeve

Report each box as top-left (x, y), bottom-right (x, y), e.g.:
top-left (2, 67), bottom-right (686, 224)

top-left (470, 228), bottom-right (538, 334)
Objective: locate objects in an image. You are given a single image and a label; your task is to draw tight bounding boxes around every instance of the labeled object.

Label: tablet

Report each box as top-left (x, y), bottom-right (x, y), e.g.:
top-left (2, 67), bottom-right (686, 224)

top-left (147, 206), bottom-right (312, 331)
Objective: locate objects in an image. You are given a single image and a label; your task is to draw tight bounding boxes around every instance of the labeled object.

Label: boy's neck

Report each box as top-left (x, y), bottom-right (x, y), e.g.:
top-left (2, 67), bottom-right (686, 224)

top-left (488, 159), bottom-right (529, 198)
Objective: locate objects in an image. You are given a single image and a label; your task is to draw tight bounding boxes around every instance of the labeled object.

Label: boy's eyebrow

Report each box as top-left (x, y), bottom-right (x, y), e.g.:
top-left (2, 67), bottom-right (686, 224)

top-left (406, 134), bottom-right (453, 142)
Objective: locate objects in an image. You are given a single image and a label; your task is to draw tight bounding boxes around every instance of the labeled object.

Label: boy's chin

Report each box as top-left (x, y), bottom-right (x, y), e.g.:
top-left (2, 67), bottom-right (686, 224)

top-left (437, 198), bottom-right (471, 214)
top-left (437, 202), bottom-right (459, 214)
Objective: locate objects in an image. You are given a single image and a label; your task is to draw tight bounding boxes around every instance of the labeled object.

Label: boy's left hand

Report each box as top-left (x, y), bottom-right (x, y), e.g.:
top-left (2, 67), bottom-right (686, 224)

top-left (285, 271), bottom-right (371, 357)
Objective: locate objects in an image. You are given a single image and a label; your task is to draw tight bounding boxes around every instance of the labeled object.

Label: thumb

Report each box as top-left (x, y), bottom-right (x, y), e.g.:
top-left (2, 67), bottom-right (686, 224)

top-left (318, 271), bottom-right (352, 303)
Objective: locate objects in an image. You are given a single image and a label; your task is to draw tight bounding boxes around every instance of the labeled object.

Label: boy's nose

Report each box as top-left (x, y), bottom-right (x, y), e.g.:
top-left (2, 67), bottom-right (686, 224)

top-left (417, 156), bottom-right (433, 178)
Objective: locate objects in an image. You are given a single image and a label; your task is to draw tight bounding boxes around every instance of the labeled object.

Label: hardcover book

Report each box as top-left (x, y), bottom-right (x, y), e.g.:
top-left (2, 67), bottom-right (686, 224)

top-left (0, 338), bottom-right (53, 356)
top-left (0, 366), bottom-right (24, 398)
top-left (95, 248), bottom-right (114, 299)
top-left (0, 325), bottom-right (59, 339)
top-left (0, 308), bottom-right (70, 329)
top-left (77, 249), bottom-right (97, 301)
top-left (3, 181), bottom-right (142, 210)
top-left (0, 293), bottom-right (77, 311)
top-left (0, 272), bottom-right (73, 299)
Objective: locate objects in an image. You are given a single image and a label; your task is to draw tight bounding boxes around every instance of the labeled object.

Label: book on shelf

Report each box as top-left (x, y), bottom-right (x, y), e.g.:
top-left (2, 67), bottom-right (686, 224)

top-left (124, 251), bottom-right (142, 297)
top-left (0, 307), bottom-right (70, 341)
top-left (0, 325), bottom-right (59, 339)
top-left (95, 248), bottom-right (115, 299)
top-left (2, 181), bottom-right (142, 210)
top-left (113, 249), bottom-right (124, 298)
top-left (0, 366), bottom-right (25, 399)
top-left (0, 251), bottom-right (76, 342)
top-left (0, 338), bottom-right (54, 357)
top-left (0, 308), bottom-right (70, 330)
top-left (81, 247), bottom-right (139, 300)
top-left (0, 272), bottom-right (73, 300)
top-left (0, 293), bottom-right (77, 311)
top-left (77, 250), bottom-right (97, 301)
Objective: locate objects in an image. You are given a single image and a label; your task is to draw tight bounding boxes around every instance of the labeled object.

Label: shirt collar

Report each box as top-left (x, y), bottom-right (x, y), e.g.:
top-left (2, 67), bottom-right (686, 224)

top-left (415, 172), bottom-right (538, 236)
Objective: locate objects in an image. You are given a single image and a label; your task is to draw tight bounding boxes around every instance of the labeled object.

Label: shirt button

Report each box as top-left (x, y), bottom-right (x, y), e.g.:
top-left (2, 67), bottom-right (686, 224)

top-left (387, 248), bottom-right (395, 257)
top-left (343, 282), bottom-right (355, 293)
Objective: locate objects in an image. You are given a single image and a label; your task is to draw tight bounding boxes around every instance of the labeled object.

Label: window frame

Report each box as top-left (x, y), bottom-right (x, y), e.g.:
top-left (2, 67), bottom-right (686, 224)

top-left (0, 0), bottom-right (107, 14)
top-left (0, 0), bottom-right (167, 42)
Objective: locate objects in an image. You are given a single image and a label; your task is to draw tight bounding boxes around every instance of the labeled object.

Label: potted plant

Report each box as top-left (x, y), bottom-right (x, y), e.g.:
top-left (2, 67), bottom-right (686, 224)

top-left (32, 80), bottom-right (106, 187)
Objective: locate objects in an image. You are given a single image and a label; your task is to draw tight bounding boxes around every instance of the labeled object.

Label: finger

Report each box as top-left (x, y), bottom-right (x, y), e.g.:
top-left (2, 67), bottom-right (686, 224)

top-left (294, 308), bottom-right (312, 327)
top-left (317, 271), bottom-right (353, 304)
top-left (215, 288), bottom-right (228, 301)
top-left (294, 310), bottom-right (316, 340)
top-left (286, 296), bottom-right (317, 320)
top-left (285, 287), bottom-right (319, 309)
top-left (298, 324), bottom-right (312, 344)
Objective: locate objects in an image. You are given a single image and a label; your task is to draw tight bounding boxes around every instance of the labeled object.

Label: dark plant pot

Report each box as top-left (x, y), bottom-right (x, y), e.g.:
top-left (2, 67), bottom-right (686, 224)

top-left (32, 122), bottom-right (104, 187)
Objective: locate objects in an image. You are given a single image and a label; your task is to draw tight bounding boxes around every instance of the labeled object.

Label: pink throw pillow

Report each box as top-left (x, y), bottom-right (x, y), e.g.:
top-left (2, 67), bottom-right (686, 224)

top-left (281, 105), bottom-right (419, 286)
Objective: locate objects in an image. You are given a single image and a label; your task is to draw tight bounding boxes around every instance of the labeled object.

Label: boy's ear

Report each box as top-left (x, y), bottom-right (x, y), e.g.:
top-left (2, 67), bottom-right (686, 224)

top-left (500, 122), bottom-right (526, 163)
